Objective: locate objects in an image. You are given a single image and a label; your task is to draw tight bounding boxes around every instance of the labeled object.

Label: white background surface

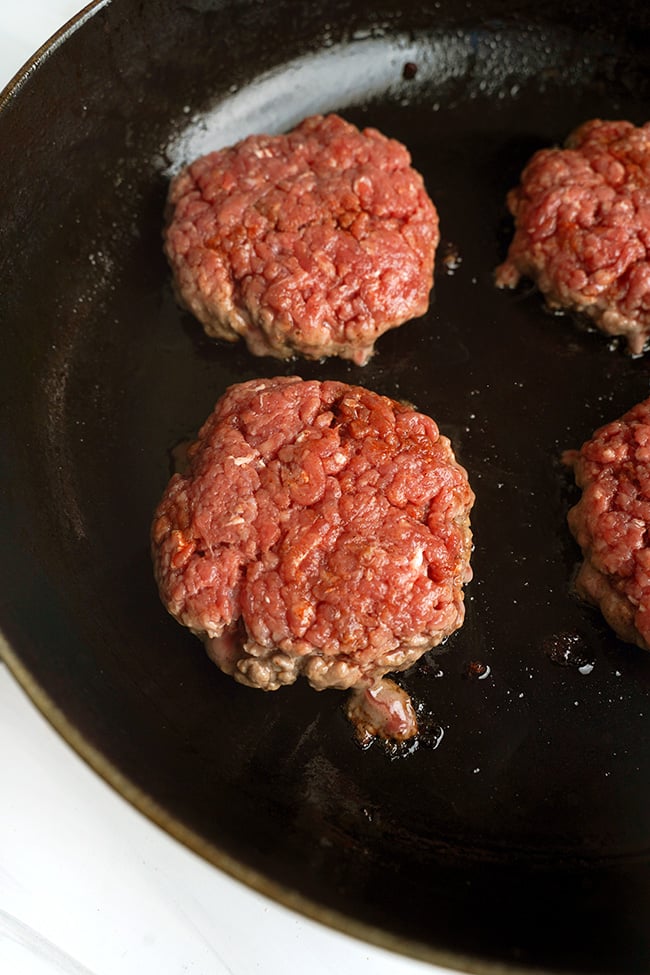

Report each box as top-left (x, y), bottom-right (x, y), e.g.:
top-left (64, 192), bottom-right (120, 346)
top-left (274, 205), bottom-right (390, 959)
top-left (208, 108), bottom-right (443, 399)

top-left (0, 4), bottom-right (462, 975)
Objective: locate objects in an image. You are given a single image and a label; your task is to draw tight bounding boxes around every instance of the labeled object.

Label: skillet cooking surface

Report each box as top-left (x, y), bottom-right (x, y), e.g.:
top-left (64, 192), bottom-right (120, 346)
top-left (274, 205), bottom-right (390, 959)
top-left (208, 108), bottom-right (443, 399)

top-left (2, 1), bottom-right (650, 971)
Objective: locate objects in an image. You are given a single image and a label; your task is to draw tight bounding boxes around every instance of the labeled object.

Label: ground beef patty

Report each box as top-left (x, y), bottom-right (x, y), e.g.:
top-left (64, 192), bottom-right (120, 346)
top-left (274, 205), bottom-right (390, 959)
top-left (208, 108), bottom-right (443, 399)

top-left (496, 119), bottom-right (650, 354)
top-left (565, 397), bottom-right (650, 650)
top-left (164, 114), bottom-right (439, 366)
top-left (151, 377), bottom-right (474, 742)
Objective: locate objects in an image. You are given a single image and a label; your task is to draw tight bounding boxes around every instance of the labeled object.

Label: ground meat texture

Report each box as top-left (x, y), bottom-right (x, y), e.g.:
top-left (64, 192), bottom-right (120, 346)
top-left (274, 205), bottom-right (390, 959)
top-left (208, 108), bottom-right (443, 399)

top-left (565, 397), bottom-right (650, 650)
top-left (151, 377), bottom-right (474, 742)
top-left (164, 114), bottom-right (439, 366)
top-left (496, 119), bottom-right (650, 354)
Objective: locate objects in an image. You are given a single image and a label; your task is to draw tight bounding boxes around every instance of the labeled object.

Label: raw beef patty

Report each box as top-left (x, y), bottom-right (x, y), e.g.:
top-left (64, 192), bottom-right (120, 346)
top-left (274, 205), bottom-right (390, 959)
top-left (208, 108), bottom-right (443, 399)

top-left (164, 114), bottom-right (439, 365)
top-left (496, 119), bottom-right (650, 354)
top-left (565, 396), bottom-right (650, 650)
top-left (151, 377), bottom-right (474, 741)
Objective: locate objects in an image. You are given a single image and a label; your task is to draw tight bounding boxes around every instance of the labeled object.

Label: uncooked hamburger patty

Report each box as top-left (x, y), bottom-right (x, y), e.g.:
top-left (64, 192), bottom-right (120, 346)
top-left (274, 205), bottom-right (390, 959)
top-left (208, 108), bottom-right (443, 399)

top-left (164, 114), bottom-right (439, 365)
top-left (496, 119), bottom-right (650, 354)
top-left (151, 377), bottom-right (474, 741)
top-left (565, 397), bottom-right (650, 650)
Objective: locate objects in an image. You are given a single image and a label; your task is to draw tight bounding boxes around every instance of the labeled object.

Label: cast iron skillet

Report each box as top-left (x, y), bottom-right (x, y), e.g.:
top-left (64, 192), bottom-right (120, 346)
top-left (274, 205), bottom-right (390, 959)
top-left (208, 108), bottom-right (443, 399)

top-left (2, 0), bottom-right (650, 971)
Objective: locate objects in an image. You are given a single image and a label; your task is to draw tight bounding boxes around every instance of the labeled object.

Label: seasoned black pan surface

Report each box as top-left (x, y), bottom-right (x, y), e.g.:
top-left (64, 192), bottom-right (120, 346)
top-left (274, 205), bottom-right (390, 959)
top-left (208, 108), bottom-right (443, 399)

top-left (2, 1), bottom-right (650, 972)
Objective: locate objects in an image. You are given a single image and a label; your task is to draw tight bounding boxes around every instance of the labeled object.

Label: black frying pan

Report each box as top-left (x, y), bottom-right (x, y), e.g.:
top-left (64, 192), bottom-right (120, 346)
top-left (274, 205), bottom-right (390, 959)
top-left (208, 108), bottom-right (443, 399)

top-left (2, 1), bottom-right (650, 972)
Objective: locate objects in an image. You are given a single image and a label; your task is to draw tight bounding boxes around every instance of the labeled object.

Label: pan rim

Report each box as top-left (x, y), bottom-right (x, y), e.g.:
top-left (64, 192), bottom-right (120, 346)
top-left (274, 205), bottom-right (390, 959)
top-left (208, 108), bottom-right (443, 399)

top-left (0, 0), bottom-right (108, 112)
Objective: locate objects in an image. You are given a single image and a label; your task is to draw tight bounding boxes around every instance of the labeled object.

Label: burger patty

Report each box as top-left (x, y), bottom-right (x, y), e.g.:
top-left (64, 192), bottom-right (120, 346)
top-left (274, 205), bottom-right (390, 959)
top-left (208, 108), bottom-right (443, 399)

top-left (164, 114), bottom-right (439, 366)
top-left (496, 119), bottom-right (650, 354)
top-left (151, 377), bottom-right (474, 741)
top-left (565, 397), bottom-right (650, 650)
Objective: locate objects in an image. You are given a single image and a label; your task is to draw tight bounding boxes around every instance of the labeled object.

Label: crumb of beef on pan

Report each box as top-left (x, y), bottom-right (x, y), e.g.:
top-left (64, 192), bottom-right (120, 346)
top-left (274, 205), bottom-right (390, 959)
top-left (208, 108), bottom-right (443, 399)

top-left (496, 119), bottom-right (650, 354)
top-left (164, 113), bottom-right (439, 366)
top-left (151, 377), bottom-right (474, 743)
top-left (564, 396), bottom-right (650, 650)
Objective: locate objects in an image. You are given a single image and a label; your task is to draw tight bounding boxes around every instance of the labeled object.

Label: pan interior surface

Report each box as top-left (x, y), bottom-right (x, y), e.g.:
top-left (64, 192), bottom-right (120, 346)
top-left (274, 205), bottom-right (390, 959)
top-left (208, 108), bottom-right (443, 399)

top-left (2, 1), bottom-right (650, 972)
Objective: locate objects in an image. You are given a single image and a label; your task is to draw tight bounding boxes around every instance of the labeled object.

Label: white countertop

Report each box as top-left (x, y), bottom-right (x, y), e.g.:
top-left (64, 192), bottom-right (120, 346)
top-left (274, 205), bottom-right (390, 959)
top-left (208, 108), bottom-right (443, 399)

top-left (0, 5), bottom-right (460, 975)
